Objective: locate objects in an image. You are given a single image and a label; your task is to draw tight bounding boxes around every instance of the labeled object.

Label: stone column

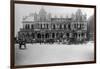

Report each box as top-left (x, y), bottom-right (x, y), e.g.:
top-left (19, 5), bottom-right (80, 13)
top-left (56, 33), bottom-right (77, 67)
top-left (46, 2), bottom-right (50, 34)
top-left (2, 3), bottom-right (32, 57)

top-left (50, 33), bottom-right (52, 39)
top-left (84, 33), bottom-right (86, 39)
top-left (69, 33), bottom-right (72, 38)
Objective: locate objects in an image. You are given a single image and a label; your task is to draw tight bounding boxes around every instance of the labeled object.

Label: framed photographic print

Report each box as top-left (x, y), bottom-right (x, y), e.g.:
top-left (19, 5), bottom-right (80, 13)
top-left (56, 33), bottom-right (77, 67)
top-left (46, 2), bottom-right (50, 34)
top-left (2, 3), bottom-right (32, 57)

top-left (10, 0), bottom-right (96, 69)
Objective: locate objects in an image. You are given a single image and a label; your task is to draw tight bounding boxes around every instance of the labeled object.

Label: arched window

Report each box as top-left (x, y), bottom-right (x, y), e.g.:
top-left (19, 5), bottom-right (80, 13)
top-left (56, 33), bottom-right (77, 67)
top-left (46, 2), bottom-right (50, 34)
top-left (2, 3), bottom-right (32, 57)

top-left (37, 33), bottom-right (41, 38)
top-left (46, 24), bottom-right (48, 29)
top-left (74, 24), bottom-right (76, 28)
top-left (25, 24), bottom-right (27, 29)
top-left (64, 24), bottom-right (66, 29)
top-left (52, 33), bottom-right (55, 38)
top-left (79, 34), bottom-right (80, 37)
top-left (68, 24), bottom-right (70, 29)
top-left (41, 24), bottom-right (42, 29)
top-left (81, 33), bottom-right (84, 36)
top-left (53, 24), bottom-right (55, 29)
top-left (31, 24), bottom-right (34, 29)
top-left (66, 33), bottom-right (69, 37)
top-left (27, 24), bottom-right (30, 29)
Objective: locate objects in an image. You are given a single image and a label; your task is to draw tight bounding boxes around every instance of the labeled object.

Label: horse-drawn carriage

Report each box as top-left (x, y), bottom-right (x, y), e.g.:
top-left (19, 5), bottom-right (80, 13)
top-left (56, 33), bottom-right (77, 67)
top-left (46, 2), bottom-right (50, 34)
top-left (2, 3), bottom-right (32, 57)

top-left (15, 37), bottom-right (26, 50)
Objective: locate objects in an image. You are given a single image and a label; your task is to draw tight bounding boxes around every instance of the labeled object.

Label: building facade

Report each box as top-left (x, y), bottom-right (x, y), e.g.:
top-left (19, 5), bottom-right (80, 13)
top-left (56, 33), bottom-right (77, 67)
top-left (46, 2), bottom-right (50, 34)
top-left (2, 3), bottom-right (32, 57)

top-left (18, 8), bottom-right (87, 44)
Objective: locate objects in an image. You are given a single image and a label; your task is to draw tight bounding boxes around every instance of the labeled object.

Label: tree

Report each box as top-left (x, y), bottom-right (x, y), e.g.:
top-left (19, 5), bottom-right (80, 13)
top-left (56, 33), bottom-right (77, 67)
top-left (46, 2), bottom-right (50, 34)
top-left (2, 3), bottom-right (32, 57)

top-left (87, 15), bottom-right (94, 41)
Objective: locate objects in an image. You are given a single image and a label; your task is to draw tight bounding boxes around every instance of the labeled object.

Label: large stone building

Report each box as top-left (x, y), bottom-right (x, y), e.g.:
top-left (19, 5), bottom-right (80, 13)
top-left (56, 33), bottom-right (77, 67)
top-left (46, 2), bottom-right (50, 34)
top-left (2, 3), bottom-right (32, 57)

top-left (18, 8), bottom-right (87, 44)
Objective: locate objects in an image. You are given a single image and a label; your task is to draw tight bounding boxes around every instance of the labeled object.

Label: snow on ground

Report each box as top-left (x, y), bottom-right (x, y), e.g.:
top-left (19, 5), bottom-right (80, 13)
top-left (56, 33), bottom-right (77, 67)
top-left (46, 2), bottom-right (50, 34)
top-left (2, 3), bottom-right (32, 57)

top-left (15, 41), bottom-right (94, 66)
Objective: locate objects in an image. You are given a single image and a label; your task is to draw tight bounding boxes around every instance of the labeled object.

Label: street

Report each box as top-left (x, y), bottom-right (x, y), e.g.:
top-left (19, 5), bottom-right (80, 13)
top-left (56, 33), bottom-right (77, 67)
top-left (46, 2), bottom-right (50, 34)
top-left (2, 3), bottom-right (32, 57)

top-left (15, 41), bottom-right (94, 65)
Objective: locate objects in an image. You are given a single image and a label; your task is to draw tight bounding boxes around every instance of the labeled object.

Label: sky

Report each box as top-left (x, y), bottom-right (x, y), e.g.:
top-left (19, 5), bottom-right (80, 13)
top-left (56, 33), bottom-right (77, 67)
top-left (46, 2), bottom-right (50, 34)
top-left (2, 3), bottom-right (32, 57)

top-left (15, 4), bottom-right (94, 37)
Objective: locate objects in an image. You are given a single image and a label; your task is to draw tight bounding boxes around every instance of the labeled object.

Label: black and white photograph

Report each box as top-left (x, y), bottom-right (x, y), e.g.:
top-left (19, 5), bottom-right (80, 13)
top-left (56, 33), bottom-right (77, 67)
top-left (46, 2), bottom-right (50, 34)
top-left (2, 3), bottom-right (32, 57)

top-left (11, 1), bottom-right (96, 68)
